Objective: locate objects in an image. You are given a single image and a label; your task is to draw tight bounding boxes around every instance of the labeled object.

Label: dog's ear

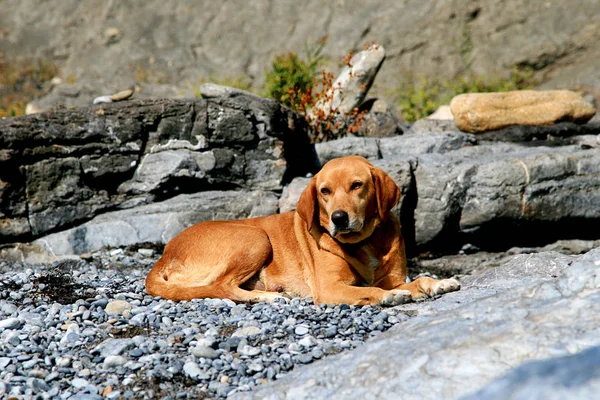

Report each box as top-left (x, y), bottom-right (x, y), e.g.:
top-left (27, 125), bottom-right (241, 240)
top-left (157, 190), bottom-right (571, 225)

top-left (371, 167), bottom-right (400, 221)
top-left (296, 177), bottom-right (317, 231)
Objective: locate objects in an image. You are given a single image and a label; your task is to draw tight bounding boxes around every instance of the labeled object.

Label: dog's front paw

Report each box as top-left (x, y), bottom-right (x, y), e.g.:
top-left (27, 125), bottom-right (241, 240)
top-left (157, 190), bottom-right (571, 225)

top-left (430, 278), bottom-right (461, 296)
top-left (380, 289), bottom-right (412, 306)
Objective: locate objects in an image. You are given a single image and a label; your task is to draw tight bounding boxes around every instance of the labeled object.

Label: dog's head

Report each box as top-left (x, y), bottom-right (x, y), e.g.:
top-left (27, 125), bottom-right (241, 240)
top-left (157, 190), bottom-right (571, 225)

top-left (297, 156), bottom-right (400, 244)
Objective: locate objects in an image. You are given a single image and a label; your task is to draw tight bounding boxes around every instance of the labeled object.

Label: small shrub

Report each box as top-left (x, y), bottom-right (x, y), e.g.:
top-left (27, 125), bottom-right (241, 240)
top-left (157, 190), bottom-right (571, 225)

top-left (0, 54), bottom-right (59, 117)
top-left (265, 36), bottom-right (326, 110)
top-left (395, 68), bottom-right (536, 123)
top-left (265, 38), bottom-right (375, 142)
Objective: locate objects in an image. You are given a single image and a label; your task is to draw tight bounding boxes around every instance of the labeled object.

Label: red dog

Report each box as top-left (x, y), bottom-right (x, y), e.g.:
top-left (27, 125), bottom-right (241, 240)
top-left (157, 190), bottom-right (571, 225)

top-left (146, 156), bottom-right (460, 305)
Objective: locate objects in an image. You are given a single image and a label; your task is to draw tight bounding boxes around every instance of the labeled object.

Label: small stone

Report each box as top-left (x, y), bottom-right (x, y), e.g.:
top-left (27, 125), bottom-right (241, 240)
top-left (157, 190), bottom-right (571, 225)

top-left (104, 27), bottom-right (122, 44)
top-left (105, 300), bottom-right (132, 316)
top-left (93, 95), bottom-right (113, 105)
top-left (296, 353), bottom-right (313, 364)
top-left (93, 338), bottom-right (134, 357)
top-left (191, 345), bottom-right (219, 359)
top-left (71, 378), bottom-right (89, 389)
top-left (324, 326), bottom-right (337, 338)
top-left (137, 249), bottom-right (154, 257)
top-left (248, 363), bottom-right (263, 372)
top-left (103, 356), bottom-right (127, 369)
top-left (183, 361), bottom-right (205, 380)
top-left (55, 357), bottom-right (71, 368)
top-left (298, 335), bottom-right (317, 348)
top-left (231, 326), bottom-right (261, 339)
top-left (0, 317), bottom-right (21, 330)
top-left (294, 325), bottom-right (310, 336)
top-left (238, 345), bottom-right (260, 357)
top-left (110, 89), bottom-right (134, 102)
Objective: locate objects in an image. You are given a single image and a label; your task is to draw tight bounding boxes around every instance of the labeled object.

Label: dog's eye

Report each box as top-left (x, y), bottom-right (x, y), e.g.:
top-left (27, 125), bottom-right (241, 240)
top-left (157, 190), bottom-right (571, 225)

top-left (320, 187), bottom-right (330, 195)
top-left (351, 181), bottom-right (363, 190)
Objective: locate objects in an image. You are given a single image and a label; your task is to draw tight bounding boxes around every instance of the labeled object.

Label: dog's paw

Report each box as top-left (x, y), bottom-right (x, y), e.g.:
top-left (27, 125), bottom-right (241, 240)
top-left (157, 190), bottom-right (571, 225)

top-left (380, 289), bottom-right (412, 306)
top-left (430, 278), bottom-right (461, 296)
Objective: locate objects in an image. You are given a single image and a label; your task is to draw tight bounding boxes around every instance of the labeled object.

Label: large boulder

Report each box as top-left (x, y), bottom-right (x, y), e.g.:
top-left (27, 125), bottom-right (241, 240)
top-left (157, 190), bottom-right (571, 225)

top-left (450, 90), bottom-right (596, 133)
top-left (304, 129), bottom-right (600, 254)
top-left (0, 96), bottom-right (318, 244)
top-left (30, 190), bottom-right (278, 257)
top-left (234, 248), bottom-right (600, 399)
top-left (309, 44), bottom-right (385, 120)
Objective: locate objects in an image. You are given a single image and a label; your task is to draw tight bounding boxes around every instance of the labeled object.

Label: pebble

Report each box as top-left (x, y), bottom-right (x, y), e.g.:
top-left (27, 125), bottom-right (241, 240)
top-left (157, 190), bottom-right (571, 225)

top-left (0, 317), bottom-right (21, 330)
top-left (110, 89), bottom-right (134, 102)
top-left (0, 248), bottom-right (415, 399)
top-left (232, 326), bottom-right (261, 338)
top-left (183, 361), bottom-right (204, 380)
top-left (103, 356), bottom-right (127, 369)
top-left (71, 378), bottom-right (89, 389)
top-left (93, 95), bottom-right (113, 105)
top-left (295, 325), bottom-right (310, 336)
top-left (105, 300), bottom-right (132, 315)
top-left (191, 345), bottom-right (219, 359)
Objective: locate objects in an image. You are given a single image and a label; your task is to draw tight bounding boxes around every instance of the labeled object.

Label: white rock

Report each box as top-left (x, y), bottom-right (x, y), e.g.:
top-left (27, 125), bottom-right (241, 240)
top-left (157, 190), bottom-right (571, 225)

top-left (103, 355), bottom-right (127, 368)
top-left (93, 95), bottom-right (113, 105)
top-left (105, 300), bottom-right (132, 315)
top-left (232, 326), bottom-right (261, 338)
top-left (0, 317), bottom-right (21, 330)
top-left (427, 105), bottom-right (454, 120)
top-left (298, 335), bottom-right (317, 348)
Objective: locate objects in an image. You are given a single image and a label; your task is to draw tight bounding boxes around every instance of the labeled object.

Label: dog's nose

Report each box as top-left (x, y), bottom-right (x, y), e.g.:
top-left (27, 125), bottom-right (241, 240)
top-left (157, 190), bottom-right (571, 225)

top-left (331, 210), bottom-right (349, 228)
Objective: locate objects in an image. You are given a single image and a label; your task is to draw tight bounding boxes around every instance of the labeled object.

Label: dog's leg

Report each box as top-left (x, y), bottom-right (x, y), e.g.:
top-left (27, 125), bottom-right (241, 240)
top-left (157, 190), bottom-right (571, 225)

top-left (395, 277), bottom-right (461, 300)
top-left (312, 283), bottom-right (412, 306)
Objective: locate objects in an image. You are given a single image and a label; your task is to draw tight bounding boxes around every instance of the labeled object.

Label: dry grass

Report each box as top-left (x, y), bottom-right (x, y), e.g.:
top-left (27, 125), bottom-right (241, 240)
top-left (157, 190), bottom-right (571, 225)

top-left (0, 53), bottom-right (59, 117)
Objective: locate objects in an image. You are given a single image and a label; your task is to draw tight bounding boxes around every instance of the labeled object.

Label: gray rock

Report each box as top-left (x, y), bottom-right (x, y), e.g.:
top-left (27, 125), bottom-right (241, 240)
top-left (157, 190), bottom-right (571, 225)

top-left (279, 177), bottom-right (312, 213)
top-left (234, 248), bottom-right (600, 399)
top-left (294, 325), bottom-right (310, 336)
top-left (191, 345), bottom-right (219, 360)
top-left (0, 318), bottom-right (21, 330)
top-left (378, 131), bottom-right (477, 160)
top-left (31, 190), bottom-right (279, 255)
top-left (0, 97), bottom-right (316, 243)
top-left (476, 121), bottom-right (600, 143)
top-left (232, 326), bottom-right (261, 339)
top-left (183, 361), bottom-right (206, 380)
top-left (93, 339), bottom-right (135, 358)
top-left (199, 83), bottom-right (261, 100)
top-left (70, 378), bottom-right (89, 389)
top-left (408, 118), bottom-right (461, 134)
top-left (411, 143), bottom-right (600, 251)
top-left (118, 149), bottom-right (215, 195)
top-left (462, 345), bottom-right (600, 400)
top-left (103, 356), bottom-right (128, 369)
top-left (316, 137), bottom-right (380, 165)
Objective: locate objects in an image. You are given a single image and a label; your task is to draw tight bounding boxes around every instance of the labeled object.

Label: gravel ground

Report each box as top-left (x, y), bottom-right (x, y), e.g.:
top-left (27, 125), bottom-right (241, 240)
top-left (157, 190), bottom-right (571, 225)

top-left (0, 245), bottom-right (437, 399)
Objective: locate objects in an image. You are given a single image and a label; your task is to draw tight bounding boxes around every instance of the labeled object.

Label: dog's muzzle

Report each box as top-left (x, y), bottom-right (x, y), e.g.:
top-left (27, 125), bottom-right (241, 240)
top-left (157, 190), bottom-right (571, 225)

top-left (330, 210), bottom-right (362, 237)
top-left (331, 210), bottom-right (349, 229)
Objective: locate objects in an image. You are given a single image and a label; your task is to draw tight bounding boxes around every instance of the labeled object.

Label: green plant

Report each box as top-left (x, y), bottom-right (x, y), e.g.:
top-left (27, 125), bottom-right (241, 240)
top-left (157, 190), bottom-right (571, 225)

top-left (264, 36), bottom-right (327, 110)
top-left (395, 68), bottom-right (536, 123)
